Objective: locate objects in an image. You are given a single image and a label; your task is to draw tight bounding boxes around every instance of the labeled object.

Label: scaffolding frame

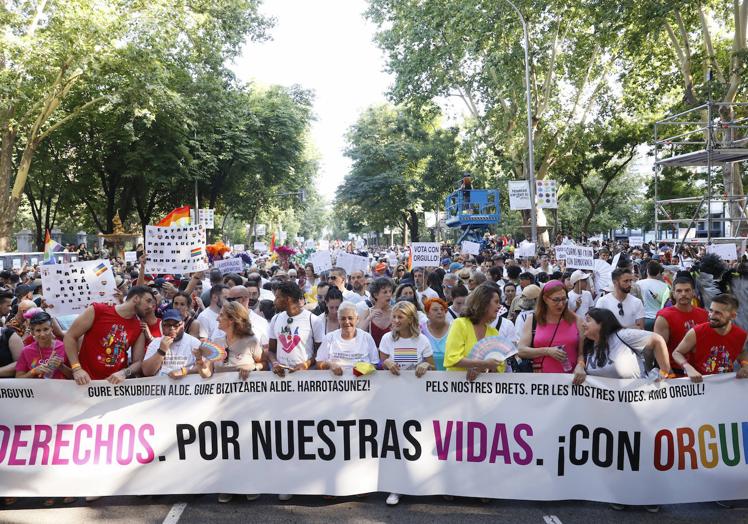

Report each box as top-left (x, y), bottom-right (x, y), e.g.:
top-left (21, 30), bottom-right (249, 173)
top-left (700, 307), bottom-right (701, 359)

top-left (654, 99), bottom-right (748, 250)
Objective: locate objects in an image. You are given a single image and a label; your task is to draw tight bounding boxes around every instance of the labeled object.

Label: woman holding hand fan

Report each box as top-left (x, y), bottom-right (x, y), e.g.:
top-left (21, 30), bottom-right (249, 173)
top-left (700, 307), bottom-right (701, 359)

top-left (197, 302), bottom-right (261, 381)
top-left (444, 283), bottom-right (507, 381)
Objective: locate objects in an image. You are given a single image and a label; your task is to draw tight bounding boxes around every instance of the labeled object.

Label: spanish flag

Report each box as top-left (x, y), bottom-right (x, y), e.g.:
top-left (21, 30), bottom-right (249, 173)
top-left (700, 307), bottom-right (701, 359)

top-left (157, 206), bottom-right (191, 227)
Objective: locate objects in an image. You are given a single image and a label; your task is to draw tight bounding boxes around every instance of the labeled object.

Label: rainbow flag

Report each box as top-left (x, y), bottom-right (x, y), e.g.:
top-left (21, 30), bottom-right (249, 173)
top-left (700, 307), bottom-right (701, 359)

top-left (94, 262), bottom-right (108, 277)
top-left (394, 347), bottom-right (418, 365)
top-left (43, 230), bottom-right (63, 263)
top-left (157, 206), bottom-right (191, 227)
top-left (269, 233), bottom-right (276, 253)
top-left (407, 247), bottom-right (413, 271)
top-left (190, 247), bottom-right (202, 258)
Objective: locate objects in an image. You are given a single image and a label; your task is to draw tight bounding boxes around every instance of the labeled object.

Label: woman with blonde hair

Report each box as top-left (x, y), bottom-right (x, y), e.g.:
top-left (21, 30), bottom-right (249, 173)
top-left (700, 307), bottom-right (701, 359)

top-left (517, 280), bottom-right (583, 373)
top-left (197, 301), bottom-right (262, 381)
top-left (377, 300), bottom-right (435, 507)
top-left (444, 282), bottom-right (506, 381)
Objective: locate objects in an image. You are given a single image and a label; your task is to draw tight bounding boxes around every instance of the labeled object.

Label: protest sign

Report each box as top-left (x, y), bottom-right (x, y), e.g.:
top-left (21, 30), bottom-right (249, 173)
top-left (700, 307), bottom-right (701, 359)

top-left (124, 251), bottom-right (138, 263)
top-left (536, 179), bottom-right (558, 208)
top-left (144, 225), bottom-right (208, 275)
top-left (309, 250), bottom-right (333, 274)
top-left (410, 243), bottom-right (440, 268)
top-left (555, 246), bottom-right (567, 260)
top-left (11, 259), bottom-right (21, 269)
top-left (30, 257), bottom-right (38, 265)
top-left (233, 244), bottom-right (245, 253)
top-left (336, 252), bottom-right (369, 275)
top-left (253, 242), bottom-right (267, 253)
top-left (214, 257), bottom-right (244, 274)
top-left (461, 241), bottom-right (481, 256)
top-left (508, 180), bottom-right (532, 210)
top-left (706, 243), bottom-right (738, 261)
top-left (40, 259), bottom-right (117, 316)
top-left (254, 224), bottom-right (267, 237)
top-left (319, 240), bottom-right (330, 251)
top-left (628, 236), bottom-right (644, 247)
top-left (305, 239), bottom-right (317, 250)
top-left (198, 209), bottom-right (214, 229)
top-left (515, 242), bottom-right (536, 258)
top-left (0, 373), bottom-right (745, 505)
top-left (563, 246), bottom-right (594, 270)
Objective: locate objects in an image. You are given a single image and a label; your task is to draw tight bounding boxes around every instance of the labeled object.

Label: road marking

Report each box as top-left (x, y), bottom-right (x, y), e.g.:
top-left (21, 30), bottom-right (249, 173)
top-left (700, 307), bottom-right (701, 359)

top-left (543, 516), bottom-right (563, 524)
top-left (162, 502), bottom-right (188, 524)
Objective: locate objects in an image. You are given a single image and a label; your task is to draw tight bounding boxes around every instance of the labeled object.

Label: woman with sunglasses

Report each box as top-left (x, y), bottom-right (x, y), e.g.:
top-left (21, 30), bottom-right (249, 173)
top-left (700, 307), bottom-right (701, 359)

top-left (517, 280), bottom-right (584, 373)
top-left (393, 265), bottom-right (406, 284)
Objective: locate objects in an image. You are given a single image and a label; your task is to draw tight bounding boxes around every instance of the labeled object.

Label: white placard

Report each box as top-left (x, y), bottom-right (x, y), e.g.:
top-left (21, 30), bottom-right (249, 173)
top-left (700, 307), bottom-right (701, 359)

top-left (11, 259), bottom-right (21, 269)
top-left (305, 239), bottom-right (317, 250)
top-left (536, 179), bottom-right (558, 208)
top-left (254, 224), bottom-right (267, 237)
top-left (1, 373), bottom-right (746, 506)
top-left (214, 257), bottom-right (244, 274)
top-left (253, 242), bottom-right (267, 253)
top-left (515, 242), bottom-right (536, 258)
top-left (279, 231), bottom-right (287, 243)
top-left (71, 256), bottom-right (78, 262)
top-left (410, 242), bottom-right (440, 268)
top-left (555, 246), bottom-right (567, 260)
top-left (508, 180), bottom-right (532, 210)
top-left (198, 208), bottom-right (214, 229)
top-left (30, 257), bottom-right (38, 265)
top-left (144, 225), bottom-right (208, 275)
top-left (563, 245), bottom-right (594, 270)
top-left (309, 250), bottom-right (333, 274)
top-left (336, 252), bottom-right (369, 275)
top-left (233, 244), bottom-right (245, 253)
top-left (319, 240), bottom-right (330, 251)
top-left (124, 251), bottom-right (138, 263)
top-left (611, 252), bottom-right (621, 269)
top-left (628, 236), bottom-right (644, 247)
top-left (40, 259), bottom-right (117, 316)
top-left (706, 243), bottom-right (738, 261)
top-left (461, 241), bottom-right (481, 255)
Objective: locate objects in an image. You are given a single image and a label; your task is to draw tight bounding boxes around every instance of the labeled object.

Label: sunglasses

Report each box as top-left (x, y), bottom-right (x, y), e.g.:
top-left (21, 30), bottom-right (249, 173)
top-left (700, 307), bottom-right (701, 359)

top-left (547, 297), bottom-right (568, 304)
top-left (226, 297), bottom-right (239, 302)
top-left (617, 303), bottom-right (624, 316)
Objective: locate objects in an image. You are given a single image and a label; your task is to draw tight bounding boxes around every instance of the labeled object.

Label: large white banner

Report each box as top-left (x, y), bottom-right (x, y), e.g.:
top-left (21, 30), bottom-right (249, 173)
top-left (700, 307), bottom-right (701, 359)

top-left (0, 373), bottom-right (746, 504)
top-left (40, 260), bottom-right (117, 316)
top-left (145, 225), bottom-right (208, 274)
top-left (508, 180), bottom-right (532, 210)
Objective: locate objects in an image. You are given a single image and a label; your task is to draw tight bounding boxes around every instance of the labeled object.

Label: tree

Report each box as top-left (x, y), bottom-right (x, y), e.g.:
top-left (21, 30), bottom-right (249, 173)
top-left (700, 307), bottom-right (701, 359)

top-left (336, 104), bottom-right (462, 242)
top-left (0, 0), bottom-right (271, 248)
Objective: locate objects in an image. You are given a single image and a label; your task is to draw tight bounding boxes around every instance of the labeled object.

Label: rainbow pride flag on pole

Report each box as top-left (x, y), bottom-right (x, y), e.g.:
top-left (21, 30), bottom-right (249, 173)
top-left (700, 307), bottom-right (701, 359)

top-left (157, 206), bottom-right (191, 227)
top-left (43, 230), bottom-right (64, 263)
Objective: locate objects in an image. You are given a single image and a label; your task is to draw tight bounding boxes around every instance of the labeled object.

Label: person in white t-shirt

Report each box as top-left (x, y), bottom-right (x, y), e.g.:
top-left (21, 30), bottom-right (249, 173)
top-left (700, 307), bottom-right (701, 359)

top-left (636, 261), bottom-right (670, 331)
top-left (142, 309), bottom-right (200, 378)
top-left (317, 302), bottom-right (379, 375)
top-left (568, 270), bottom-right (594, 320)
top-left (268, 281), bottom-right (322, 375)
top-left (595, 268), bottom-right (644, 329)
top-left (378, 300), bottom-right (435, 507)
top-left (196, 284), bottom-right (228, 340)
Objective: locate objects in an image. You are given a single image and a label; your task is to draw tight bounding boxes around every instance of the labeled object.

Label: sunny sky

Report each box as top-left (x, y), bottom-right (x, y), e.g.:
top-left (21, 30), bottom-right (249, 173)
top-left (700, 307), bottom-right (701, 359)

top-left (232, 0), bottom-right (393, 202)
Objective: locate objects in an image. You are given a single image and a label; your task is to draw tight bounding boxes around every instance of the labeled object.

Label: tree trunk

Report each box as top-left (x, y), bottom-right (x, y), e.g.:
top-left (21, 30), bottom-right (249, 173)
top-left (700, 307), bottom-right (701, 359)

top-left (407, 209), bottom-right (420, 242)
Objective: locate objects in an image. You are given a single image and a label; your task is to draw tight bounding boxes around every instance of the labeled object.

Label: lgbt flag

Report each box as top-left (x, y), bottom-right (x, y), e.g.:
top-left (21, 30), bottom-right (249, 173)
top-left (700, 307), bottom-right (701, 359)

top-left (157, 206), bottom-right (191, 227)
top-left (43, 230), bottom-right (64, 263)
top-left (269, 233), bottom-right (276, 253)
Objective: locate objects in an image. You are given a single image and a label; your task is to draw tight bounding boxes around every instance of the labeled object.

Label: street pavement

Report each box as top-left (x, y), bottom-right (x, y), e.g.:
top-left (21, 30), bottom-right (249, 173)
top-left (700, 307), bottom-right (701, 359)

top-left (1, 495), bottom-right (747, 524)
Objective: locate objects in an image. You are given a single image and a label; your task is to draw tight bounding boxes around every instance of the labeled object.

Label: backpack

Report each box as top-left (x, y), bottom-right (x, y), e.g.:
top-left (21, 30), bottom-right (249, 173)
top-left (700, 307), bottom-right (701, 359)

top-left (508, 315), bottom-right (535, 373)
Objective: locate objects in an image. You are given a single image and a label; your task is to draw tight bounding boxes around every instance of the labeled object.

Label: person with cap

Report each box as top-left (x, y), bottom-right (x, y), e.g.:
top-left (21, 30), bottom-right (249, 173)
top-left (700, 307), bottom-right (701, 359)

top-left (4, 299), bottom-right (35, 340)
top-left (518, 280), bottom-right (583, 374)
top-left (448, 261), bottom-right (464, 274)
top-left (511, 284), bottom-right (541, 337)
top-left (569, 270), bottom-right (595, 319)
top-left (142, 308), bottom-right (200, 378)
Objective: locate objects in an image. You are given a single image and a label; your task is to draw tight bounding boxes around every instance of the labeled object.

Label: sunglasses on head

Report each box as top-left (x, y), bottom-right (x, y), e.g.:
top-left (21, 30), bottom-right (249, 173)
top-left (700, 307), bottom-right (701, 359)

top-left (226, 297), bottom-right (239, 302)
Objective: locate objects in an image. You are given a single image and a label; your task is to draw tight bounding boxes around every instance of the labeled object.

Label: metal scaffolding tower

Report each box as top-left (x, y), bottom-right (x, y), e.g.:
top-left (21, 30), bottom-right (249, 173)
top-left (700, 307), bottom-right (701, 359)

top-left (654, 97), bottom-right (748, 249)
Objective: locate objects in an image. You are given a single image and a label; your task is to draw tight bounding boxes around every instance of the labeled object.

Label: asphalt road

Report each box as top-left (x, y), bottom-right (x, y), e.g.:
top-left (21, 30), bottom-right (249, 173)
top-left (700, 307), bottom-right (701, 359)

top-left (1, 495), bottom-right (747, 524)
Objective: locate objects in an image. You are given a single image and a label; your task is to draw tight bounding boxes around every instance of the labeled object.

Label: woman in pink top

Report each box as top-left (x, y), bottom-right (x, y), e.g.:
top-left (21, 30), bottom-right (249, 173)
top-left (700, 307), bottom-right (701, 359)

top-left (517, 280), bottom-right (584, 373)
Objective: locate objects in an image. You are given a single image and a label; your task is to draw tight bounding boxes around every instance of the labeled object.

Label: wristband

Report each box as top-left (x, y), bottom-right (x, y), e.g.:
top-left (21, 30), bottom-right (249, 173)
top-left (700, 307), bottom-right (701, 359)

top-left (659, 369), bottom-right (670, 377)
top-left (157, 348), bottom-right (166, 357)
top-left (576, 359), bottom-right (585, 367)
top-left (71, 363), bottom-right (81, 371)
top-left (181, 367), bottom-right (188, 376)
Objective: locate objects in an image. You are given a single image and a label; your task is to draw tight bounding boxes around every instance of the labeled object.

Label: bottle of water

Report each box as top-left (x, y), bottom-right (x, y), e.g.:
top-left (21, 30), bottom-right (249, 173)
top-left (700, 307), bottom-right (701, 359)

top-left (560, 345), bottom-right (573, 372)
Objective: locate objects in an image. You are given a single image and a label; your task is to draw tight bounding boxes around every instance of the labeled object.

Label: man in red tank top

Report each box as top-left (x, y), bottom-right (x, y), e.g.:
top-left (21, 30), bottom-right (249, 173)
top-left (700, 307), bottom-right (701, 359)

top-left (64, 286), bottom-right (156, 384)
top-left (654, 277), bottom-right (708, 375)
top-left (673, 293), bottom-right (748, 383)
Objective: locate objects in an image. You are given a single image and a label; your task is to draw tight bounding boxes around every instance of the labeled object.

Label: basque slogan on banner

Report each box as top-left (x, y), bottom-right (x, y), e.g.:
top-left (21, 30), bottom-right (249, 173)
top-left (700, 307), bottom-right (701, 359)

top-left (0, 373), bottom-right (746, 504)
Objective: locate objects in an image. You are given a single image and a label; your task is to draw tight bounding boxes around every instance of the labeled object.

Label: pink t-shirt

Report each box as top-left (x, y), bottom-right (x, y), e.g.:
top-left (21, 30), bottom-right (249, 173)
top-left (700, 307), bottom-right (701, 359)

top-left (532, 318), bottom-right (579, 373)
top-left (16, 340), bottom-right (68, 379)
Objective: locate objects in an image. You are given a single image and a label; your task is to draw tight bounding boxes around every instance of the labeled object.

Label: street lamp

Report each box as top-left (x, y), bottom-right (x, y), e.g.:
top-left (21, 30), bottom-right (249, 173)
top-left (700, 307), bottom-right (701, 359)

top-left (501, 0), bottom-right (537, 244)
